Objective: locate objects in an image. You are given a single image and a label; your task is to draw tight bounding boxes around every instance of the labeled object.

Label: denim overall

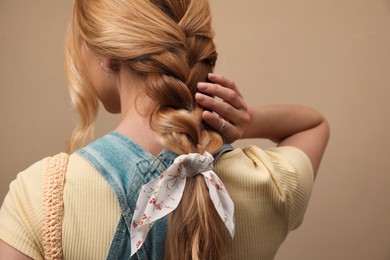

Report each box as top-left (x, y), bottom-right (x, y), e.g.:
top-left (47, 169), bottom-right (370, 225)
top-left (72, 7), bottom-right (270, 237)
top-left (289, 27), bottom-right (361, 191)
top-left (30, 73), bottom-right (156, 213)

top-left (77, 131), bottom-right (232, 260)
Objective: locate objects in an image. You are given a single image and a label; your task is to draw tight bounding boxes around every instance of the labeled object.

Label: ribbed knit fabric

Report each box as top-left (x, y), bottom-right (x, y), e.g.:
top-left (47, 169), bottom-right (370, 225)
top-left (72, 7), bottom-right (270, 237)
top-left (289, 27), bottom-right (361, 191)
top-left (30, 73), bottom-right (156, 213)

top-left (61, 154), bottom-right (121, 259)
top-left (0, 158), bottom-right (47, 260)
top-left (215, 146), bottom-right (313, 259)
top-left (0, 146), bottom-right (313, 260)
top-left (0, 154), bottom-right (121, 260)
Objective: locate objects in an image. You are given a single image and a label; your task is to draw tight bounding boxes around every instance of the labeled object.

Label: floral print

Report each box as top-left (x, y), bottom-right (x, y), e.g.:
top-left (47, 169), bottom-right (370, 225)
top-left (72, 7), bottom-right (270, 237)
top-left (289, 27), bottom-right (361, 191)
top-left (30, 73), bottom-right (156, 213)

top-left (129, 152), bottom-right (235, 257)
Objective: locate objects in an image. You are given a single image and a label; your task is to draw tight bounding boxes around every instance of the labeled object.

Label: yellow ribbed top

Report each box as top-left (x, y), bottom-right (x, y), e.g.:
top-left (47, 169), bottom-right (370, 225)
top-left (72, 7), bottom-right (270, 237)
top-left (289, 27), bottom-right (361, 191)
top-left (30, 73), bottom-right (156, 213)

top-left (0, 154), bottom-right (121, 260)
top-left (216, 146), bottom-right (313, 259)
top-left (0, 146), bottom-right (313, 259)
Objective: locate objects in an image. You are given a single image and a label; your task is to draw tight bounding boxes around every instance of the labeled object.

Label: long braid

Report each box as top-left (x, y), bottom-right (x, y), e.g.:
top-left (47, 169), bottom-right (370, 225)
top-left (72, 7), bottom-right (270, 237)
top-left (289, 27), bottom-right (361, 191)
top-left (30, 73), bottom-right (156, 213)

top-left (142, 2), bottom-right (224, 259)
top-left (66, 0), bottom-right (224, 258)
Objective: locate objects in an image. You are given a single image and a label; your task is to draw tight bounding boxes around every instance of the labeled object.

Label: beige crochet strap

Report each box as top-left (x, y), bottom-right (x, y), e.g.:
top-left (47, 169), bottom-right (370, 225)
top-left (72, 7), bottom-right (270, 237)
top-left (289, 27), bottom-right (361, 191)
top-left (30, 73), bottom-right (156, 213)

top-left (43, 153), bottom-right (69, 260)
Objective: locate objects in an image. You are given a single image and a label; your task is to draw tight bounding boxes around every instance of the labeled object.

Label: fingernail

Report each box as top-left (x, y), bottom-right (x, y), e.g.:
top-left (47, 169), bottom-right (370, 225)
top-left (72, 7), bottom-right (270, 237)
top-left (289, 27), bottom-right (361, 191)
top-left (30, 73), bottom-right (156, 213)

top-left (208, 73), bottom-right (215, 79)
top-left (197, 82), bottom-right (207, 91)
top-left (195, 92), bottom-right (205, 101)
top-left (203, 110), bottom-right (213, 120)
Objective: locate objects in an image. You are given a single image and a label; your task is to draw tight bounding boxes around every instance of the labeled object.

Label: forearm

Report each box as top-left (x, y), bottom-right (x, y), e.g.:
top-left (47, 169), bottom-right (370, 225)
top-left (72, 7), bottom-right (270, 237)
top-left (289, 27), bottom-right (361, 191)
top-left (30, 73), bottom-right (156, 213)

top-left (243, 105), bottom-right (326, 143)
top-left (0, 240), bottom-right (32, 260)
top-left (195, 74), bottom-right (329, 175)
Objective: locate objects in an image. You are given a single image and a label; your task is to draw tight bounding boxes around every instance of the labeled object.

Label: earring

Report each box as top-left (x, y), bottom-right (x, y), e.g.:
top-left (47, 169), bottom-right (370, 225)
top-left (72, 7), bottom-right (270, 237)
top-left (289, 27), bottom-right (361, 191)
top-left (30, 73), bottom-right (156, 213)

top-left (100, 61), bottom-right (112, 78)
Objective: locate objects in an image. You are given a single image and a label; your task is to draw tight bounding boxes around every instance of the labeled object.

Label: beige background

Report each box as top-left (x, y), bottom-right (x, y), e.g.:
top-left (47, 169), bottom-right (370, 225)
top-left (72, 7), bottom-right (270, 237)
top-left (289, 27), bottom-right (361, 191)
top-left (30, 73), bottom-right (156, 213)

top-left (1, 0), bottom-right (389, 259)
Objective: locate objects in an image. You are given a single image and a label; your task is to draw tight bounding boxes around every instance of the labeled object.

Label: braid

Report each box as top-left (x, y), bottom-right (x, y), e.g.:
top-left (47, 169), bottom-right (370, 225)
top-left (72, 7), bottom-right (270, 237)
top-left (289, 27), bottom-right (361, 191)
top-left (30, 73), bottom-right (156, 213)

top-left (67, 0), bottom-right (223, 258)
top-left (141, 1), bottom-right (224, 259)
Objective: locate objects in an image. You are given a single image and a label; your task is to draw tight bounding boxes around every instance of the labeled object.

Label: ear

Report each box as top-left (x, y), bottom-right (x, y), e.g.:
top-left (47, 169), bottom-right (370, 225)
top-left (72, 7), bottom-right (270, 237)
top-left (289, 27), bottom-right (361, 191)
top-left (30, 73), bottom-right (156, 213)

top-left (103, 57), bottom-right (120, 72)
top-left (100, 58), bottom-right (113, 77)
top-left (100, 57), bottom-right (111, 69)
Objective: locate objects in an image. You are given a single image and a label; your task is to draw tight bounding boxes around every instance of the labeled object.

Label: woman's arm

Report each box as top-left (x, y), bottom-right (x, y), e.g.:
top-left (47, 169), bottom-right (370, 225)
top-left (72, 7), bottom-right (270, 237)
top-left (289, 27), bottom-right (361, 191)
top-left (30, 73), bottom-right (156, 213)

top-left (244, 105), bottom-right (330, 175)
top-left (0, 240), bottom-right (32, 260)
top-left (196, 74), bottom-right (330, 177)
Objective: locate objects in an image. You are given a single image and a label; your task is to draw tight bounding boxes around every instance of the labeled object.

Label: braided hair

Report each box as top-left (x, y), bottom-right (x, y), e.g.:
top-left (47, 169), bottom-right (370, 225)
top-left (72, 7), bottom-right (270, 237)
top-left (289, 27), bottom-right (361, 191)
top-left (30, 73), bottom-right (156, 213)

top-left (66, 0), bottom-right (224, 258)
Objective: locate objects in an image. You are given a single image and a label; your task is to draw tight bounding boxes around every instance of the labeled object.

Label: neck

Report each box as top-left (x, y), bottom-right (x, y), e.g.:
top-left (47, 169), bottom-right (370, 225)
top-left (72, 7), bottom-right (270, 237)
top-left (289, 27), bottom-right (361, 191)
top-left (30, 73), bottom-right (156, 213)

top-left (114, 68), bottom-right (164, 156)
top-left (115, 97), bottom-right (164, 157)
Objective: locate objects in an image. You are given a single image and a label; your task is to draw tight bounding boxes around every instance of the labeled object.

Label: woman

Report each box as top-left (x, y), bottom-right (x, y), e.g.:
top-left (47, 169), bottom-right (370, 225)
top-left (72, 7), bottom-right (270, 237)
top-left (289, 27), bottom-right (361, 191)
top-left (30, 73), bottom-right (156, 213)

top-left (0, 0), bottom-right (329, 259)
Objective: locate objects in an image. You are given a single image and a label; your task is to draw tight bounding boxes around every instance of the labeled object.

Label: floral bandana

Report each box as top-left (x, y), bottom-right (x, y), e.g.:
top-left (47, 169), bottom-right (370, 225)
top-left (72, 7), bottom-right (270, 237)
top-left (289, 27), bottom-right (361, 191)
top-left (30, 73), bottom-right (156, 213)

top-left (130, 151), bottom-right (235, 257)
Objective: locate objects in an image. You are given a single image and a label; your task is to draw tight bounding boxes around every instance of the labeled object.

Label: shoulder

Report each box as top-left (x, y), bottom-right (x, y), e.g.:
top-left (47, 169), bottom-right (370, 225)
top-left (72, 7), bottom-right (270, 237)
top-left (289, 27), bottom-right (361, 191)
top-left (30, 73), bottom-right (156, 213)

top-left (13, 157), bottom-right (49, 186)
top-left (263, 146), bottom-right (314, 176)
top-left (216, 145), bottom-right (313, 180)
top-left (0, 156), bottom-right (51, 259)
top-left (216, 145), bottom-right (314, 230)
top-left (5, 156), bottom-right (51, 209)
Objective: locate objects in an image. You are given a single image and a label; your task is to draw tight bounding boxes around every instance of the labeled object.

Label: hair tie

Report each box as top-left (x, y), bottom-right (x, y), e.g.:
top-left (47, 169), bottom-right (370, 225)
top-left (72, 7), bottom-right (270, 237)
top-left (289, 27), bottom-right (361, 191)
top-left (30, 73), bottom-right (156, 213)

top-left (130, 151), bottom-right (235, 257)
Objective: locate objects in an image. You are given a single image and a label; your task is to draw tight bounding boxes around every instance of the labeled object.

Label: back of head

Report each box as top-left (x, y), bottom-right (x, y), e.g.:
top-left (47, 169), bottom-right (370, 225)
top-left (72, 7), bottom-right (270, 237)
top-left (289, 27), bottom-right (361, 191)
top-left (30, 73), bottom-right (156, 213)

top-left (65, 0), bottom-right (224, 259)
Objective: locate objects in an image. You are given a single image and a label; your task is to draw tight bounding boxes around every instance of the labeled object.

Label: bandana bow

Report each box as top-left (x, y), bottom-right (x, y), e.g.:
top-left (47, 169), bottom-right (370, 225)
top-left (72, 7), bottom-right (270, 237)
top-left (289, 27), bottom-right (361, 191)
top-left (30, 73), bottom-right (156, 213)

top-left (130, 151), bottom-right (235, 256)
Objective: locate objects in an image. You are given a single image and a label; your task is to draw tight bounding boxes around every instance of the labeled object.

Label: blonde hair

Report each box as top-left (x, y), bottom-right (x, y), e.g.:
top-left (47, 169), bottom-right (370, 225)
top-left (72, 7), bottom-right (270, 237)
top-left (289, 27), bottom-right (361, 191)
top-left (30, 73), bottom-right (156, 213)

top-left (65, 0), bottom-right (224, 258)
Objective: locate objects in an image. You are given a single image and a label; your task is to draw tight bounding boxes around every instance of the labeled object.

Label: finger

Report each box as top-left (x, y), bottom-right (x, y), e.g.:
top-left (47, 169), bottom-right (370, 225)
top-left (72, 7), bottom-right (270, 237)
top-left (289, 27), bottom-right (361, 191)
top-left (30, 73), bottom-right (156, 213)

top-left (207, 73), bottom-right (243, 96)
top-left (195, 93), bottom-right (245, 124)
top-left (197, 82), bottom-right (247, 110)
top-left (202, 111), bottom-right (240, 143)
top-left (202, 110), bottom-right (222, 129)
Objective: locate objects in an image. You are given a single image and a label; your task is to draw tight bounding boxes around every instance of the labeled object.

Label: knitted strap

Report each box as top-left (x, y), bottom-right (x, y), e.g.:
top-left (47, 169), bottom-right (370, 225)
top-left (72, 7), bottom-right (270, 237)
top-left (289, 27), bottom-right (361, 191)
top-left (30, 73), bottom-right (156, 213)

top-left (43, 153), bottom-right (69, 260)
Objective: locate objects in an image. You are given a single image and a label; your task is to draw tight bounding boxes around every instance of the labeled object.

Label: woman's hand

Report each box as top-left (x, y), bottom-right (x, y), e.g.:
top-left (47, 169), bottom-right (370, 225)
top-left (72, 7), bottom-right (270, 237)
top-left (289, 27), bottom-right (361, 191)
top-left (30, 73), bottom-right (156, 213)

top-left (195, 73), bottom-right (250, 143)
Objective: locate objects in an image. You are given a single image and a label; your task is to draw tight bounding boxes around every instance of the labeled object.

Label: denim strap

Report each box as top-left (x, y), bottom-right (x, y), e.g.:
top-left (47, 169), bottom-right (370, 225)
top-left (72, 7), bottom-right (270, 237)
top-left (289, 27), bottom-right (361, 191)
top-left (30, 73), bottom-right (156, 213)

top-left (214, 144), bottom-right (234, 161)
top-left (77, 132), bottom-right (177, 260)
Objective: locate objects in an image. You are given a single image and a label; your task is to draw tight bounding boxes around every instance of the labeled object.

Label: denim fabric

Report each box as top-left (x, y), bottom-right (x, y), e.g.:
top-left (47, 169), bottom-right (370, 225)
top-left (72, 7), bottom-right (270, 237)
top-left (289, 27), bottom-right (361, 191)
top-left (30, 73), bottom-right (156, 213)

top-left (77, 131), bottom-right (233, 260)
top-left (77, 132), bottom-right (177, 260)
